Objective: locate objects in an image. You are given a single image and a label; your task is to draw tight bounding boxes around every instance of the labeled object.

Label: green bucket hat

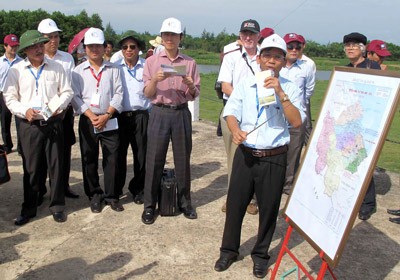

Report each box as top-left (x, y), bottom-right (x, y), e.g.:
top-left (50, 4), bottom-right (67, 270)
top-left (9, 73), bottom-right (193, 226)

top-left (18, 30), bottom-right (49, 52)
top-left (118, 31), bottom-right (145, 51)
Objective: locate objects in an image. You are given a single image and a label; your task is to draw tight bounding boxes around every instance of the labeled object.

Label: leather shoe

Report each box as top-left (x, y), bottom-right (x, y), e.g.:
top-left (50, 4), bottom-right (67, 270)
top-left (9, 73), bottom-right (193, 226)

top-left (142, 208), bottom-right (155, 224)
top-left (14, 215), bottom-right (35, 226)
top-left (106, 200), bottom-right (124, 212)
top-left (253, 262), bottom-right (268, 278)
top-left (180, 206), bottom-right (197, 219)
top-left (389, 217), bottom-right (400, 224)
top-left (214, 256), bottom-right (237, 272)
top-left (52, 212), bottom-right (67, 223)
top-left (65, 187), bottom-right (79, 198)
top-left (358, 207), bottom-right (376, 221)
top-left (387, 209), bottom-right (400, 216)
top-left (90, 201), bottom-right (103, 213)
top-left (133, 192), bottom-right (144, 205)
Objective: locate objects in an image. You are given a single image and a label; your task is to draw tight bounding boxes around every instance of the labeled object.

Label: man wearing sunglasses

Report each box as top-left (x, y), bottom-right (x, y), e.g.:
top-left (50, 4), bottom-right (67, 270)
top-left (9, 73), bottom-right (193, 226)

top-left (280, 33), bottom-right (315, 195)
top-left (37, 18), bottom-right (79, 202)
top-left (114, 32), bottom-right (151, 204)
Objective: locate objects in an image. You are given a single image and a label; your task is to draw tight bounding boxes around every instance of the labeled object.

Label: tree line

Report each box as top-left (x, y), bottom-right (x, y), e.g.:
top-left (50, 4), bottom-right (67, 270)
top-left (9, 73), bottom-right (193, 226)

top-left (1, 9), bottom-right (399, 60)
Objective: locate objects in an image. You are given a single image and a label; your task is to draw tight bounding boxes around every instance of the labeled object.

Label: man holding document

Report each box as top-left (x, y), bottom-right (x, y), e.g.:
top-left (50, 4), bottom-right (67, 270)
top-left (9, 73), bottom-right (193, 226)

top-left (71, 28), bottom-right (123, 213)
top-left (3, 30), bottom-right (74, 225)
top-left (214, 34), bottom-right (305, 278)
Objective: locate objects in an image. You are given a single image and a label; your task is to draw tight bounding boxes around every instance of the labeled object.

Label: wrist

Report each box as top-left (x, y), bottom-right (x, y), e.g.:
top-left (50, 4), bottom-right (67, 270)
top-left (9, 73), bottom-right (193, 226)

top-left (105, 112), bottom-right (112, 119)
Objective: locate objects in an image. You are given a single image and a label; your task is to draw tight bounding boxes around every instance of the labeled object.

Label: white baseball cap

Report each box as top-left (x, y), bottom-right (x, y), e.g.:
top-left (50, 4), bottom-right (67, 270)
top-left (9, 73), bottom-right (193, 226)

top-left (160, 17), bottom-right (183, 34)
top-left (259, 34), bottom-right (287, 55)
top-left (38, 18), bottom-right (62, 34)
top-left (84, 28), bottom-right (105, 45)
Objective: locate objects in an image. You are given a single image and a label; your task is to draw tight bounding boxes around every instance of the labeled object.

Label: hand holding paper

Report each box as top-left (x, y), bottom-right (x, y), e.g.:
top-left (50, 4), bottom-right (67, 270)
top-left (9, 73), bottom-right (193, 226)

top-left (161, 64), bottom-right (187, 76)
top-left (41, 94), bottom-right (63, 120)
top-left (256, 70), bottom-right (277, 106)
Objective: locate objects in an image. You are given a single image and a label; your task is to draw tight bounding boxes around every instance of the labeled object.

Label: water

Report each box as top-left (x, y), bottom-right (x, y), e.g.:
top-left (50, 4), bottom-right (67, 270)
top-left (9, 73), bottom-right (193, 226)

top-left (198, 65), bottom-right (332, 81)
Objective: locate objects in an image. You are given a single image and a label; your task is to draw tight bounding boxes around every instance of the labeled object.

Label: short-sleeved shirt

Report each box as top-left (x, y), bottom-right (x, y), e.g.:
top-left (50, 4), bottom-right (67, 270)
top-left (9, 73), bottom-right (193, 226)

top-left (143, 50), bottom-right (200, 105)
top-left (71, 60), bottom-right (123, 115)
top-left (223, 75), bottom-right (306, 149)
top-left (0, 54), bottom-right (23, 91)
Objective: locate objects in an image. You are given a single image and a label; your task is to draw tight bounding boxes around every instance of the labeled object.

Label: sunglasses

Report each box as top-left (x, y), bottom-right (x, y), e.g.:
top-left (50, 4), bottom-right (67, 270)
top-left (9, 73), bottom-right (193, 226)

top-left (287, 44), bottom-right (302, 50)
top-left (122, 44), bottom-right (137, 50)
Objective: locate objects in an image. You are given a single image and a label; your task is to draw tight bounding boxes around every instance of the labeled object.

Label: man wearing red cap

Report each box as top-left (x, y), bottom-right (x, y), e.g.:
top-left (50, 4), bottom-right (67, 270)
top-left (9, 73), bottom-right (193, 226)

top-left (367, 40), bottom-right (392, 70)
top-left (0, 34), bottom-right (22, 154)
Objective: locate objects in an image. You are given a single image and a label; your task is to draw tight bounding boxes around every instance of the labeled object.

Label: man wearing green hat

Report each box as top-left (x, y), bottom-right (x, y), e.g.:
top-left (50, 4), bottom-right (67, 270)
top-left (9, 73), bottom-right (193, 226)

top-left (3, 30), bottom-right (74, 226)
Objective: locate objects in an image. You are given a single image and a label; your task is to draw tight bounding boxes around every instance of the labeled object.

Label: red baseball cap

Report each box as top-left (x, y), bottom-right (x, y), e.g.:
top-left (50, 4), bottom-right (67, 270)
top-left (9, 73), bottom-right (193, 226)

top-left (260, 27), bottom-right (274, 39)
top-left (283, 33), bottom-right (305, 44)
top-left (4, 34), bottom-right (19, 47)
top-left (367, 40), bottom-right (391, 57)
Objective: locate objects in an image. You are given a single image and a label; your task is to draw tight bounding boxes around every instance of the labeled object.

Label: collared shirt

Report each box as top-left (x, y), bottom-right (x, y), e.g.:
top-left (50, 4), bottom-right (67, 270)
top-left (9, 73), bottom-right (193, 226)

top-left (218, 46), bottom-right (260, 100)
top-left (45, 50), bottom-right (75, 81)
top-left (280, 59), bottom-right (315, 104)
top-left (223, 75), bottom-right (305, 150)
top-left (116, 57), bottom-right (151, 111)
top-left (3, 57), bottom-right (73, 120)
top-left (143, 50), bottom-right (200, 105)
top-left (71, 60), bottom-right (123, 115)
top-left (346, 58), bottom-right (381, 69)
top-left (300, 54), bottom-right (316, 74)
top-left (0, 54), bottom-right (23, 91)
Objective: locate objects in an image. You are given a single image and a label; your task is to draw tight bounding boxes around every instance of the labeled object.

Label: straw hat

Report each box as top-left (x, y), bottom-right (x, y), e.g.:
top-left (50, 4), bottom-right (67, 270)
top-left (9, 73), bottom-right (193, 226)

top-left (149, 36), bottom-right (162, 48)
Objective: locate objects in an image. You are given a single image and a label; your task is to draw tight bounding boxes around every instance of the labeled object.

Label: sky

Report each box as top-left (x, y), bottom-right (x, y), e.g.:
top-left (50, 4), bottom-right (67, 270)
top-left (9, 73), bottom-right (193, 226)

top-left (2, 0), bottom-right (399, 45)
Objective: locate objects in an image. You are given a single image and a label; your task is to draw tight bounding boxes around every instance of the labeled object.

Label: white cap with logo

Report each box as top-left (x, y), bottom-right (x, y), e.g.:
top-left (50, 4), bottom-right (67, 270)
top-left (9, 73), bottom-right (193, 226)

top-left (38, 18), bottom-right (62, 34)
top-left (259, 34), bottom-right (287, 55)
top-left (84, 28), bottom-right (105, 45)
top-left (160, 17), bottom-right (183, 34)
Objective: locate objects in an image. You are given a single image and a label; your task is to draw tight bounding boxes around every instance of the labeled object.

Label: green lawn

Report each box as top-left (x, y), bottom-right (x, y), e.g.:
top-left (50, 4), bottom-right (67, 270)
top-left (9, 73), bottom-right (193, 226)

top-left (199, 73), bottom-right (400, 173)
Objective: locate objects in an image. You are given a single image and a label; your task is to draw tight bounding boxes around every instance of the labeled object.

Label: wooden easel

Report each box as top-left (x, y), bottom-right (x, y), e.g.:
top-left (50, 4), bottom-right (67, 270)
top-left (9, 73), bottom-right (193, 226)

top-left (270, 218), bottom-right (337, 280)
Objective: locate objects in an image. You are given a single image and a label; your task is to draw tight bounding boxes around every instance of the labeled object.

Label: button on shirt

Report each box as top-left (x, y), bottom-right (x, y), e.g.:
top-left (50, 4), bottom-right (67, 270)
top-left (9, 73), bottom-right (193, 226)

top-left (223, 75), bottom-right (306, 150)
top-left (116, 57), bottom-right (151, 111)
top-left (72, 60), bottom-right (123, 115)
top-left (143, 50), bottom-right (200, 105)
top-left (3, 57), bottom-right (73, 119)
top-left (218, 47), bottom-right (260, 100)
top-left (0, 54), bottom-right (23, 92)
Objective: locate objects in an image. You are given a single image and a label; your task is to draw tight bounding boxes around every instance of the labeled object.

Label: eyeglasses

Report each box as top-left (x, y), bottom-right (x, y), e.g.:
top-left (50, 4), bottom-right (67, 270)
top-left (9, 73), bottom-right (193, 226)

top-left (122, 44), bottom-right (137, 50)
top-left (287, 43), bottom-right (302, 50)
top-left (344, 42), bottom-right (362, 49)
top-left (260, 52), bottom-right (285, 61)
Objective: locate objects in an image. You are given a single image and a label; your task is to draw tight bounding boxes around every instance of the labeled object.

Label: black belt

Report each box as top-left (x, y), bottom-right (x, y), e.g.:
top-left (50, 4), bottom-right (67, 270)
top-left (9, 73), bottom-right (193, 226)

top-left (121, 110), bottom-right (148, 117)
top-left (240, 144), bottom-right (288, 158)
top-left (20, 113), bottom-right (64, 127)
top-left (154, 103), bottom-right (188, 110)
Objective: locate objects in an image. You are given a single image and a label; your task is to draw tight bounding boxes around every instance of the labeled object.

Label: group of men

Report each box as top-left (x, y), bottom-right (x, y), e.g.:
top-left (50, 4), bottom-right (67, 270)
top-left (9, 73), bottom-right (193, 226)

top-left (1, 17), bottom-right (200, 227)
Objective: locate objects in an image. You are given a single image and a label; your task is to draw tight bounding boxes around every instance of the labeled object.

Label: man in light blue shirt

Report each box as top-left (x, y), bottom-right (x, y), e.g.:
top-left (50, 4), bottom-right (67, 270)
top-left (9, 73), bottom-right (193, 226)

top-left (214, 34), bottom-right (305, 278)
top-left (114, 32), bottom-right (151, 204)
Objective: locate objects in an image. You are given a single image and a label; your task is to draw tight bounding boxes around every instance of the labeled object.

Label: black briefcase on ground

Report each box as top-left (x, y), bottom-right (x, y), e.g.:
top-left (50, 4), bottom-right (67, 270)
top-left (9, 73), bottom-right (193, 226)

top-left (158, 168), bottom-right (177, 216)
top-left (0, 145), bottom-right (10, 185)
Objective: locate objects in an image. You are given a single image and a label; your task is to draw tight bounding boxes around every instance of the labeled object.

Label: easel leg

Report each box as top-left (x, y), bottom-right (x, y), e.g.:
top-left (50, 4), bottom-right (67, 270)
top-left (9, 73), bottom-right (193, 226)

top-left (270, 224), bottom-right (293, 279)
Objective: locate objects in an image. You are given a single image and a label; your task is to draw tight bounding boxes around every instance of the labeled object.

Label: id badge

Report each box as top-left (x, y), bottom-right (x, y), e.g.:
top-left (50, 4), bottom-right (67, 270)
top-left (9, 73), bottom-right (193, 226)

top-left (31, 93), bottom-right (42, 110)
top-left (90, 93), bottom-right (100, 108)
top-left (246, 128), bottom-right (258, 146)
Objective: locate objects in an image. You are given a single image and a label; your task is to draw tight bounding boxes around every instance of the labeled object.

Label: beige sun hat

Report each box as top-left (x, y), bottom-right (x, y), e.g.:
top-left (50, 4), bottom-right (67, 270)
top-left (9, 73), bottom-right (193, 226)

top-left (149, 36), bottom-right (162, 48)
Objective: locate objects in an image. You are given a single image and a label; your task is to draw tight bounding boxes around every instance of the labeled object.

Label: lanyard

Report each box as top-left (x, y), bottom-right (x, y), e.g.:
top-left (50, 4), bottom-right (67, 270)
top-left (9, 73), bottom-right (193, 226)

top-left (28, 64), bottom-right (45, 95)
top-left (127, 68), bottom-right (137, 80)
top-left (89, 67), bottom-right (103, 93)
top-left (255, 87), bottom-right (265, 126)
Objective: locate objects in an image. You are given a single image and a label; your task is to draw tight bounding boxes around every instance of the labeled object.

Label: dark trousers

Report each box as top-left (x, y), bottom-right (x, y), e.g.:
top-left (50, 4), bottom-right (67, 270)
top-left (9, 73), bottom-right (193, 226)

top-left (360, 178), bottom-right (377, 213)
top-left (0, 92), bottom-right (13, 151)
top-left (284, 125), bottom-right (305, 187)
top-left (116, 110), bottom-right (149, 196)
top-left (220, 146), bottom-right (287, 264)
top-left (143, 105), bottom-right (192, 209)
top-left (78, 115), bottom-right (119, 202)
top-left (18, 119), bottom-right (65, 216)
top-left (304, 101), bottom-right (312, 145)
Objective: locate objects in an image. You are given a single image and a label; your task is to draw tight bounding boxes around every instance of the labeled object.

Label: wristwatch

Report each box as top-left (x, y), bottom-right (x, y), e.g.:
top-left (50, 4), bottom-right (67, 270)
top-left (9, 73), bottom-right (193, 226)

top-left (280, 94), bottom-right (290, 103)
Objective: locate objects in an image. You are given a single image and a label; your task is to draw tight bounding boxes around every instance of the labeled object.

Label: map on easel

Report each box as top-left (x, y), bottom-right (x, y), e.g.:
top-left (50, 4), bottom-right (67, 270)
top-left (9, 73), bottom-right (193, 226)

top-left (284, 66), bottom-right (400, 267)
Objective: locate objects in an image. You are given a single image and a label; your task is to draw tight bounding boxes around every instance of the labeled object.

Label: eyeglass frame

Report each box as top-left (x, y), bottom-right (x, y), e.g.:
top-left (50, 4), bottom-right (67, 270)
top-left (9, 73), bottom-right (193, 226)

top-left (122, 44), bottom-right (138, 50)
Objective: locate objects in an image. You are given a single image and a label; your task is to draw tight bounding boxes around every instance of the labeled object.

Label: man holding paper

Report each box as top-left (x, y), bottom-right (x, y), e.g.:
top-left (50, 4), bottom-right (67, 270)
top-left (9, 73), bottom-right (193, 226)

top-left (141, 17), bottom-right (200, 225)
top-left (71, 28), bottom-right (124, 213)
top-left (3, 30), bottom-right (74, 225)
top-left (214, 34), bottom-right (305, 278)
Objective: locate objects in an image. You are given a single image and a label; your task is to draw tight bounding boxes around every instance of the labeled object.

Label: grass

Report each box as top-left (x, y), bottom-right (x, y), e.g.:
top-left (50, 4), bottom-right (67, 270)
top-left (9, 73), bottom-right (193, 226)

top-left (199, 73), bottom-right (400, 173)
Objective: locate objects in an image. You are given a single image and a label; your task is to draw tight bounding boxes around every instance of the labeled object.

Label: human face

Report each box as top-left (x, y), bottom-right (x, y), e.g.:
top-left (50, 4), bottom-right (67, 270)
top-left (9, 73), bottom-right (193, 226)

top-left (43, 32), bottom-right (60, 55)
top-left (121, 39), bottom-right (139, 62)
top-left (24, 43), bottom-right (45, 67)
top-left (257, 48), bottom-right (286, 76)
top-left (161, 32), bottom-right (181, 51)
top-left (239, 31), bottom-right (259, 51)
top-left (4, 44), bottom-right (18, 58)
top-left (344, 42), bottom-right (363, 60)
top-left (105, 43), bottom-right (113, 56)
top-left (367, 52), bottom-right (385, 65)
top-left (286, 41), bottom-right (302, 62)
top-left (85, 44), bottom-right (105, 62)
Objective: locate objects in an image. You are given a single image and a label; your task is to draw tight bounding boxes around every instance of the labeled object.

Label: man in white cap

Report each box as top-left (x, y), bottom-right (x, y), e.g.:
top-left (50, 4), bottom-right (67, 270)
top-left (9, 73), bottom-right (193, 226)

top-left (4, 30), bottom-right (74, 225)
top-left (37, 18), bottom-right (79, 201)
top-left (214, 34), bottom-right (305, 278)
top-left (141, 17), bottom-right (200, 225)
top-left (71, 27), bottom-right (124, 213)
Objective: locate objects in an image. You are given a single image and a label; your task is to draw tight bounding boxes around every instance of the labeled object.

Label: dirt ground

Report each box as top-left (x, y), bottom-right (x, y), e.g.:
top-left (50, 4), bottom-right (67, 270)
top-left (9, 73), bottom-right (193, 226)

top-left (0, 120), bottom-right (399, 279)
